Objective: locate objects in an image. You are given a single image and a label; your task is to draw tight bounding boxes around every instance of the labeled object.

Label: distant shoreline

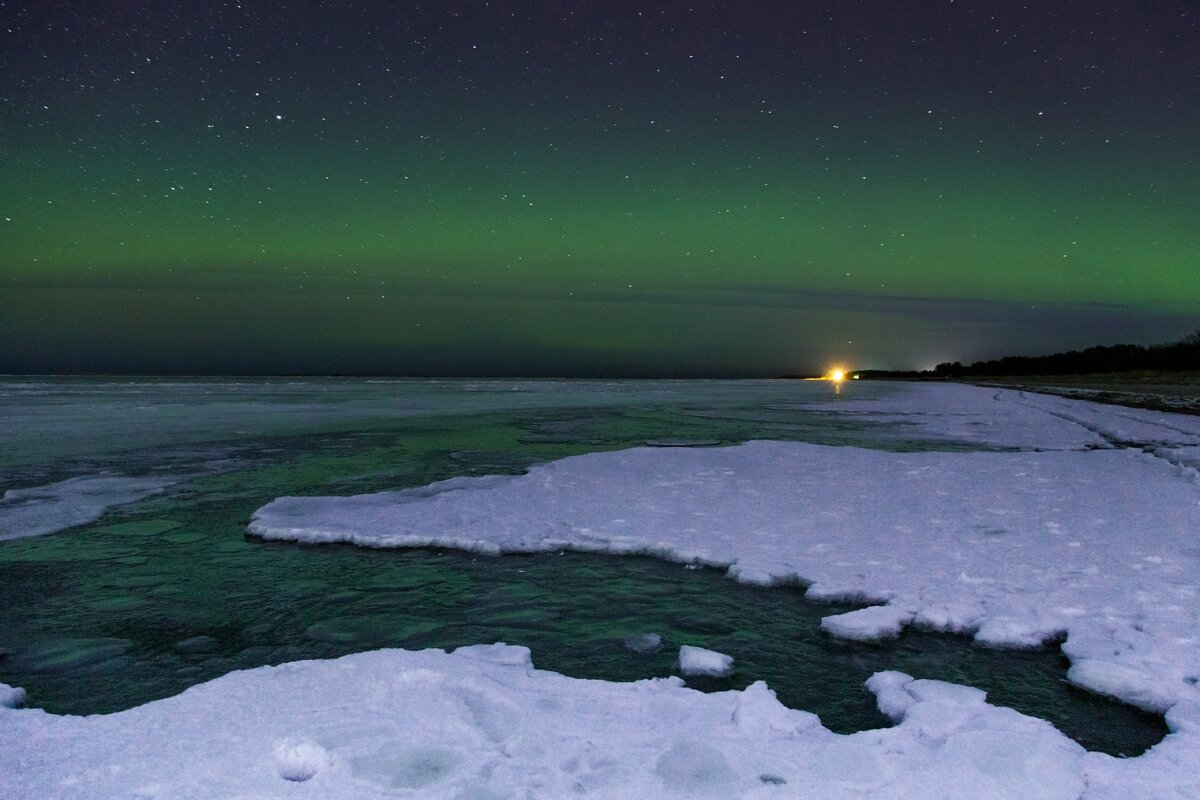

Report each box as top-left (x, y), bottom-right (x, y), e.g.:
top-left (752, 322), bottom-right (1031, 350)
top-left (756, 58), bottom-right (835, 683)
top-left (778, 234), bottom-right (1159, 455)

top-left (970, 371), bottom-right (1200, 415)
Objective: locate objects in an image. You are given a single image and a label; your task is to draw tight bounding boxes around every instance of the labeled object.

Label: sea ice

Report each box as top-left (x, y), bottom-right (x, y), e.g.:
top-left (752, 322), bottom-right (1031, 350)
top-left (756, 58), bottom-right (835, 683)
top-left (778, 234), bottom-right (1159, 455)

top-left (249, 385), bottom-right (1200, 721)
top-left (0, 475), bottom-right (173, 541)
top-left (820, 604), bottom-right (915, 641)
top-left (0, 377), bottom-right (824, 469)
top-left (0, 682), bottom-right (25, 708)
top-left (7, 644), bottom-right (1181, 800)
top-left (6, 383), bottom-right (1200, 797)
top-left (678, 645), bottom-right (734, 677)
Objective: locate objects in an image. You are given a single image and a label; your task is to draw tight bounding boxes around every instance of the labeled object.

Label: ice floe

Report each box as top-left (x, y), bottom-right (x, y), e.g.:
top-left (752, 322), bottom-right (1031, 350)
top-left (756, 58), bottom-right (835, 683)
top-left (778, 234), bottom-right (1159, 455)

top-left (7, 643), bottom-right (1195, 799)
top-left (821, 604), bottom-right (915, 642)
top-left (0, 682), bottom-right (24, 709)
top-left (624, 632), bottom-right (663, 653)
top-left (0, 475), bottom-right (173, 541)
top-left (678, 645), bottom-right (734, 677)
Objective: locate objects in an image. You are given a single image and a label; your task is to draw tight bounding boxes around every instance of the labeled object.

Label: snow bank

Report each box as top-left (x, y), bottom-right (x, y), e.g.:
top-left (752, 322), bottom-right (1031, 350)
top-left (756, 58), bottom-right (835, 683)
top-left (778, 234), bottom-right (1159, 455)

top-left (0, 475), bottom-right (173, 541)
top-left (678, 645), bottom-right (734, 677)
top-left (7, 644), bottom-right (1194, 799)
top-left (250, 385), bottom-right (1200, 719)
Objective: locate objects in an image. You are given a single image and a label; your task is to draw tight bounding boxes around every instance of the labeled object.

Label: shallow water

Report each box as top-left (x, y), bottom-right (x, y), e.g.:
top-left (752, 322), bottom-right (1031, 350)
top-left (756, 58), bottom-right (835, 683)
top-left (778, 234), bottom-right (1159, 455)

top-left (0, 378), bottom-right (1167, 757)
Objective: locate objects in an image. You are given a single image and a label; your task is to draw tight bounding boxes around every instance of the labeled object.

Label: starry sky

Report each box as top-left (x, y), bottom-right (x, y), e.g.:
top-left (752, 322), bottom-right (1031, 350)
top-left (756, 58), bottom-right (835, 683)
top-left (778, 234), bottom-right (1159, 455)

top-left (2, 1), bottom-right (1198, 376)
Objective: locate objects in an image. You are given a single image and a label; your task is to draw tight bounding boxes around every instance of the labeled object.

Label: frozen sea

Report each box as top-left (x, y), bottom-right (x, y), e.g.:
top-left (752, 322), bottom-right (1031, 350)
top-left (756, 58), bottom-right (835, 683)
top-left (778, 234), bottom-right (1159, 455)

top-left (2, 377), bottom-right (1199, 799)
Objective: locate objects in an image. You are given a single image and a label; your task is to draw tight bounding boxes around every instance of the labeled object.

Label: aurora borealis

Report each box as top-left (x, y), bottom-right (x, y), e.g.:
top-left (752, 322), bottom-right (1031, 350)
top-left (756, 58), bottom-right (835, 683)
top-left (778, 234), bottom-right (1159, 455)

top-left (2, 2), bottom-right (1198, 376)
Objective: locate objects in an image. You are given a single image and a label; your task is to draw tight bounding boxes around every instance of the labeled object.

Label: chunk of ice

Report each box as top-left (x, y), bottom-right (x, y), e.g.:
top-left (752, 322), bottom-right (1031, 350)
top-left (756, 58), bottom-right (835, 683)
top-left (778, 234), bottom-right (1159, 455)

top-left (678, 645), bottom-right (734, 677)
top-left (0, 682), bottom-right (26, 708)
top-left (820, 605), bottom-right (914, 641)
top-left (1067, 659), bottom-right (1177, 714)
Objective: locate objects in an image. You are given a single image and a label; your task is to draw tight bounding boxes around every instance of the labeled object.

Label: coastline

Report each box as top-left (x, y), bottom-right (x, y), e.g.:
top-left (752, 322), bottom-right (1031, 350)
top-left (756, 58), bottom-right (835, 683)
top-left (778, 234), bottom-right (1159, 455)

top-left (969, 372), bottom-right (1200, 415)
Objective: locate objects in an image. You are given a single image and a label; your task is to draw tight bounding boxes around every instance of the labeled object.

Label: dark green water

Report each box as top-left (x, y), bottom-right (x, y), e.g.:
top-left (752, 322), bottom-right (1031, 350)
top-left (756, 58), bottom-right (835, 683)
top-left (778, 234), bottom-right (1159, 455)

top-left (0, 399), bottom-right (1168, 759)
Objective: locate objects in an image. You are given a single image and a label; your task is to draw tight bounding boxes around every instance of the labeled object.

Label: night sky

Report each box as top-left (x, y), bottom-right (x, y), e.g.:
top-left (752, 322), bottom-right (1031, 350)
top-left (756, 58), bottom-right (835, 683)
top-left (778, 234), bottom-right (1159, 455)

top-left (2, 2), bottom-right (1198, 377)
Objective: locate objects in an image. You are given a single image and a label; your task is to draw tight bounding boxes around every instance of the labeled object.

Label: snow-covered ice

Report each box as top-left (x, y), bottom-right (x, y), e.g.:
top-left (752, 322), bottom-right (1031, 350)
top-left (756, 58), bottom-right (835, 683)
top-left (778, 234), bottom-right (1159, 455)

top-left (7, 382), bottom-right (1200, 798)
top-left (0, 682), bottom-right (25, 709)
top-left (242, 382), bottom-right (1200, 798)
top-left (678, 644), bottom-right (734, 677)
top-left (8, 643), bottom-right (1195, 800)
top-left (821, 604), bottom-right (915, 642)
top-left (0, 475), bottom-right (173, 541)
top-left (250, 385), bottom-right (1200, 719)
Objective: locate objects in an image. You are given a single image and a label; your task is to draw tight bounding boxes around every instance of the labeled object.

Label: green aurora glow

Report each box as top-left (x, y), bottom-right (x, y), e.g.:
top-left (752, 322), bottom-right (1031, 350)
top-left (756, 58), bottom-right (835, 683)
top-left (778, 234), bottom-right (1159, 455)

top-left (2, 3), bottom-right (1197, 375)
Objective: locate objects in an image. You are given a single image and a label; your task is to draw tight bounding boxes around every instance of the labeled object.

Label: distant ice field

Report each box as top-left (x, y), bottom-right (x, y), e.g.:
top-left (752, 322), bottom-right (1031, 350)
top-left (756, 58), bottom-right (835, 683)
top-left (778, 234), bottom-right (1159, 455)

top-left (0, 376), bottom-right (876, 470)
top-left (0, 377), bottom-right (861, 540)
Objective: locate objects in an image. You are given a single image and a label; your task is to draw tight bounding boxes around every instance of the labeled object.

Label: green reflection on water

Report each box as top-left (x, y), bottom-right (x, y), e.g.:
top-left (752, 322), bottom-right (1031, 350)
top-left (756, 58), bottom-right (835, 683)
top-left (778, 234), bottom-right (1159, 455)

top-left (0, 404), bottom-right (1166, 758)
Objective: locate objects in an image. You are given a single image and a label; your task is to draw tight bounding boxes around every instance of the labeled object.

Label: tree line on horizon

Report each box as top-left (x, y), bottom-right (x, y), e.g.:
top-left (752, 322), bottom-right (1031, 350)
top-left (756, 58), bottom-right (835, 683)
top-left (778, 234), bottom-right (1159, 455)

top-left (930, 330), bottom-right (1200, 378)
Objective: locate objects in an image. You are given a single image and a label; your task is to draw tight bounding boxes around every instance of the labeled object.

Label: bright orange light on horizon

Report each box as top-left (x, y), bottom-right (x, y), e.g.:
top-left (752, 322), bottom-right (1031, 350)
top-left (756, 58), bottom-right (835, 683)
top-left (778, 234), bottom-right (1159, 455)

top-left (829, 368), bottom-right (846, 382)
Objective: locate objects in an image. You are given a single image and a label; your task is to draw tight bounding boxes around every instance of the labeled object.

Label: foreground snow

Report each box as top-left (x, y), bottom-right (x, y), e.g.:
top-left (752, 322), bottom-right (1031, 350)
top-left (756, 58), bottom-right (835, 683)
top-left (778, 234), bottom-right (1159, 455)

top-left (3, 643), bottom-right (1196, 800)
